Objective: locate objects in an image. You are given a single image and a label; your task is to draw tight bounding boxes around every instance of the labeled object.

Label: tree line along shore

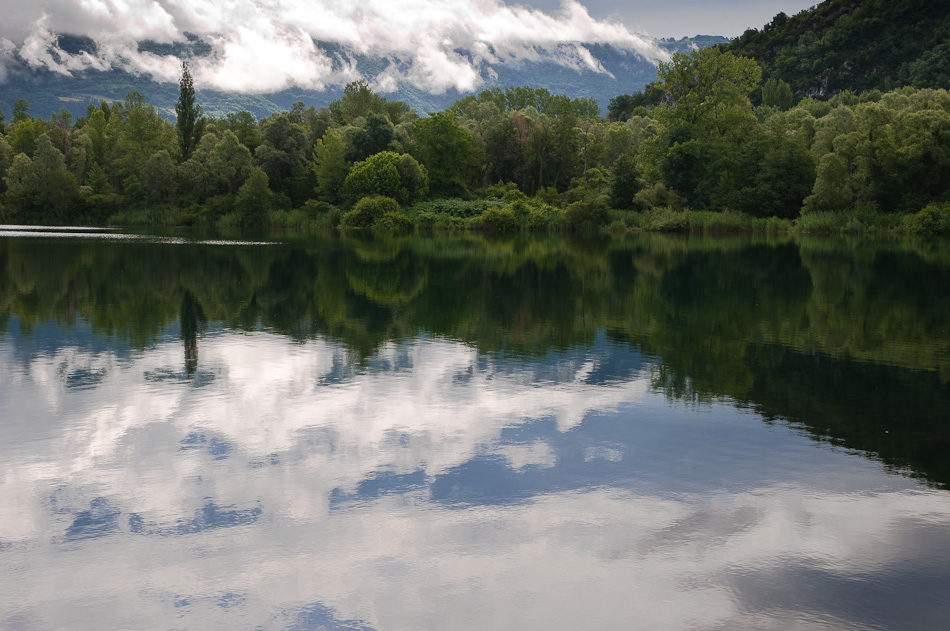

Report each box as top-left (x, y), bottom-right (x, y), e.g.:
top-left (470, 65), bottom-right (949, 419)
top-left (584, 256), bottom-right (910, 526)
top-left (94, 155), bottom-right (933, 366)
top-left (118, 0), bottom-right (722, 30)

top-left (0, 48), bottom-right (947, 235)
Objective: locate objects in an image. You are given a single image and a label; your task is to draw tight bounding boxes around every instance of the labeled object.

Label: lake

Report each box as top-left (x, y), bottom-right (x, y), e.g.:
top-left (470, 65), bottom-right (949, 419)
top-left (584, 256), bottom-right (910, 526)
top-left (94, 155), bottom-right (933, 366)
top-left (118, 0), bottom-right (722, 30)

top-left (1, 228), bottom-right (948, 630)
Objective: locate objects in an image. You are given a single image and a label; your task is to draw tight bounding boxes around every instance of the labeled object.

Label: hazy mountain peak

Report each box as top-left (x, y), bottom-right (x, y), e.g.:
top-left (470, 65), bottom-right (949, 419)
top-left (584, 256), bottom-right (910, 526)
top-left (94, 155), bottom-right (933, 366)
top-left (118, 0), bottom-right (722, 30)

top-left (0, 1), bottom-right (667, 97)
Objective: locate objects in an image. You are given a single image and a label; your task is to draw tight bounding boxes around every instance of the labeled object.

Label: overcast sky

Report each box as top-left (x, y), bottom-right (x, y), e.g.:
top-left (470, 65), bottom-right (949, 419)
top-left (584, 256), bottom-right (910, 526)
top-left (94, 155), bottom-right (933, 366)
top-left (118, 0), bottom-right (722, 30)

top-left (527, 0), bottom-right (819, 37)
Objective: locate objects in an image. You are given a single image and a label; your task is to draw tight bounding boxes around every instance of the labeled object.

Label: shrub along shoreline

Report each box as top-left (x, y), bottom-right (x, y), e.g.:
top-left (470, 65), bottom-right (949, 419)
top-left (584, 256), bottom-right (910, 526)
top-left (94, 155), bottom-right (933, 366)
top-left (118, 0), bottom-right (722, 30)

top-left (104, 193), bottom-right (950, 237)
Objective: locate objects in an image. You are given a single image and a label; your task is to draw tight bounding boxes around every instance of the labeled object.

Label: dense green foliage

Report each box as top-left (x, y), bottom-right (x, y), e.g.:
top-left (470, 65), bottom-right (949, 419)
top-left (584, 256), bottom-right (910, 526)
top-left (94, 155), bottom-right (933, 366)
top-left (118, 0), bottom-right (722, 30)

top-left (724, 0), bottom-right (949, 98)
top-left (344, 151), bottom-right (428, 205)
top-left (340, 195), bottom-right (407, 230)
top-left (607, 83), bottom-right (666, 122)
top-left (1, 48), bottom-right (947, 233)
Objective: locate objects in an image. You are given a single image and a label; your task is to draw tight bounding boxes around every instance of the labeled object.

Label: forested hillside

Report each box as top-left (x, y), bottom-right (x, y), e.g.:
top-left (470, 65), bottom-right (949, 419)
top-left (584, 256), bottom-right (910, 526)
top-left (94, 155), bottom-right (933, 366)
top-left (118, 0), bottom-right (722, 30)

top-left (724, 0), bottom-right (949, 97)
top-left (1, 49), bottom-right (947, 235)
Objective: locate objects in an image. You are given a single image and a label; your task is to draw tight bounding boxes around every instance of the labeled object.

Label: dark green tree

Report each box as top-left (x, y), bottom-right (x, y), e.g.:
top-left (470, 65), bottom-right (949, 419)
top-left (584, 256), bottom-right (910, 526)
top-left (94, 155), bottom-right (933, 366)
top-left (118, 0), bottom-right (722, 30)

top-left (482, 114), bottom-right (527, 187)
top-left (221, 111), bottom-right (262, 152)
top-left (345, 114), bottom-right (395, 162)
top-left (179, 290), bottom-right (206, 377)
top-left (235, 167), bottom-right (271, 225)
top-left (739, 133), bottom-right (815, 217)
top-left (254, 113), bottom-right (308, 196)
top-left (85, 162), bottom-right (112, 195)
top-left (410, 112), bottom-right (480, 197)
top-left (609, 152), bottom-right (641, 208)
top-left (607, 83), bottom-right (665, 121)
top-left (175, 62), bottom-right (204, 160)
top-left (141, 150), bottom-right (178, 204)
top-left (0, 137), bottom-right (12, 192)
top-left (332, 80), bottom-right (388, 125)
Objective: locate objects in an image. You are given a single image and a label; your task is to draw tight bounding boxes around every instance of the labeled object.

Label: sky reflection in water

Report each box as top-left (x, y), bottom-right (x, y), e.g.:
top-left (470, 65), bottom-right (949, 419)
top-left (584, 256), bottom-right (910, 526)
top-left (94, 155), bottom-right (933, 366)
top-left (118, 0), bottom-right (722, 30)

top-left (1, 232), bottom-right (949, 630)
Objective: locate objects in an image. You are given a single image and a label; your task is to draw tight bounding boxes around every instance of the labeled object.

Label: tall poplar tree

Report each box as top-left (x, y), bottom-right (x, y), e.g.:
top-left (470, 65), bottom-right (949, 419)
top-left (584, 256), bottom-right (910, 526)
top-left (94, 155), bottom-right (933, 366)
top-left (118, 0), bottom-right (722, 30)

top-left (175, 62), bottom-right (203, 160)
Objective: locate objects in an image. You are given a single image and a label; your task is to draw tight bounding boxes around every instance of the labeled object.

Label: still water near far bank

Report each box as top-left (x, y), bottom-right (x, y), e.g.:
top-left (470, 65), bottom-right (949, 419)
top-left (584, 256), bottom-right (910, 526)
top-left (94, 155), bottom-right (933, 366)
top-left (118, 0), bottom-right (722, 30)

top-left (1, 228), bottom-right (948, 630)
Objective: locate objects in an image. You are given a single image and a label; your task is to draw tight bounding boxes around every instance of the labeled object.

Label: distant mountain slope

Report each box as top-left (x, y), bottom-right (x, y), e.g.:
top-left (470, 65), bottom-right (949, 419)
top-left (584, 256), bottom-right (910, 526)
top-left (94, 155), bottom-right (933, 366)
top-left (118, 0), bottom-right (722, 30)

top-left (0, 36), bottom-right (725, 120)
top-left (724, 0), bottom-right (949, 97)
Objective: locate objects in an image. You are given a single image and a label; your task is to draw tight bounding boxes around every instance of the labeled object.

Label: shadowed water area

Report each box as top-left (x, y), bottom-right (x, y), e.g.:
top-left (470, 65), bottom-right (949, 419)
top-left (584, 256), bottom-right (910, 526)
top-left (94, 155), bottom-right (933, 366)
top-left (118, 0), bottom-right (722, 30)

top-left (1, 228), bottom-right (949, 630)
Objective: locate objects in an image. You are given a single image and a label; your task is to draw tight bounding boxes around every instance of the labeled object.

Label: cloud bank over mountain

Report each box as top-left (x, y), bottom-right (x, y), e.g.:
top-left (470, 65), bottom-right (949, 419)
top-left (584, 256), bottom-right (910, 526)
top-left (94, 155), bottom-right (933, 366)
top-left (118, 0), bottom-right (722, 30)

top-left (0, 1), bottom-right (667, 94)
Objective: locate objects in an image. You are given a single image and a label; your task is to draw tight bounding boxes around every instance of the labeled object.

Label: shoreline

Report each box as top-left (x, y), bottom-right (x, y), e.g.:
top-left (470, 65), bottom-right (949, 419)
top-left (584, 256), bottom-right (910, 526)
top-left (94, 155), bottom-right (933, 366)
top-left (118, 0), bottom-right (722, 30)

top-left (5, 204), bottom-right (942, 237)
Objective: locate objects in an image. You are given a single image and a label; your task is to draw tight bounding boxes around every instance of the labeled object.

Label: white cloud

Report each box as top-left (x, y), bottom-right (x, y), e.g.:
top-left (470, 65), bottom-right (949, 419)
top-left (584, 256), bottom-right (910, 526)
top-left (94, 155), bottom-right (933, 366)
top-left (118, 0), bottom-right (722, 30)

top-left (0, 334), bottom-right (649, 540)
top-left (0, 39), bottom-right (18, 83)
top-left (18, 15), bottom-right (111, 76)
top-left (0, 1), bottom-right (668, 93)
top-left (1, 333), bottom-right (948, 629)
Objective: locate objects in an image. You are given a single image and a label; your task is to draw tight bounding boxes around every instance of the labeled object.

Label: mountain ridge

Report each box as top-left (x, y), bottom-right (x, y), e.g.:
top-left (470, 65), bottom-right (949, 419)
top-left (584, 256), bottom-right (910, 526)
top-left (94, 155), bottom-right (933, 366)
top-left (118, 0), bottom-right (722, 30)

top-left (0, 36), bottom-right (727, 119)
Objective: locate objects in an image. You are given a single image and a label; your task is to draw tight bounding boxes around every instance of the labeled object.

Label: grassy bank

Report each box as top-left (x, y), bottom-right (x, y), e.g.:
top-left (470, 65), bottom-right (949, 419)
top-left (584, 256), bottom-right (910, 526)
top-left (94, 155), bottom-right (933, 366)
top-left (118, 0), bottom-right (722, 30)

top-left (98, 195), bottom-right (950, 238)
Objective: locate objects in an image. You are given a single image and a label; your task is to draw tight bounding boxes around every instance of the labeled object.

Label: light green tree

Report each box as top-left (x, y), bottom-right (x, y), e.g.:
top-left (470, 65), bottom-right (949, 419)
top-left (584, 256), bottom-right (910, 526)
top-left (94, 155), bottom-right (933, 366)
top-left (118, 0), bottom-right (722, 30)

top-left (804, 153), bottom-right (853, 212)
top-left (653, 49), bottom-right (763, 209)
top-left (83, 108), bottom-right (111, 166)
top-left (312, 128), bottom-right (348, 203)
top-left (67, 133), bottom-right (92, 185)
top-left (603, 122), bottom-right (635, 164)
top-left (212, 130), bottom-right (253, 195)
top-left (107, 92), bottom-right (177, 196)
top-left (32, 134), bottom-right (79, 214)
top-left (344, 151), bottom-right (428, 204)
top-left (222, 111), bottom-right (261, 152)
top-left (657, 48), bottom-right (762, 117)
top-left (762, 78), bottom-right (795, 110)
top-left (8, 117), bottom-right (38, 156)
top-left (179, 132), bottom-right (221, 202)
top-left (12, 98), bottom-right (29, 123)
top-left (4, 154), bottom-right (35, 208)
top-left (5, 134), bottom-right (78, 218)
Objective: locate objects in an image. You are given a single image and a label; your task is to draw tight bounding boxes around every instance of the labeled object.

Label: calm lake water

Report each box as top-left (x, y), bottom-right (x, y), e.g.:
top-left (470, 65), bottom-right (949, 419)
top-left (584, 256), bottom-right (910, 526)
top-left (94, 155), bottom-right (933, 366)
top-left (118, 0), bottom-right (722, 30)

top-left (1, 228), bottom-right (949, 630)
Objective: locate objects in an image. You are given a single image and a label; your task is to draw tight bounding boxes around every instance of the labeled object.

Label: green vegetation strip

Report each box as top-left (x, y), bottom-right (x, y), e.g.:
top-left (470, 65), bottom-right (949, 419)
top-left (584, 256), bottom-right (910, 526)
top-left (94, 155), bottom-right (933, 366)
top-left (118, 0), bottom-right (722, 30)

top-left (0, 47), bottom-right (947, 236)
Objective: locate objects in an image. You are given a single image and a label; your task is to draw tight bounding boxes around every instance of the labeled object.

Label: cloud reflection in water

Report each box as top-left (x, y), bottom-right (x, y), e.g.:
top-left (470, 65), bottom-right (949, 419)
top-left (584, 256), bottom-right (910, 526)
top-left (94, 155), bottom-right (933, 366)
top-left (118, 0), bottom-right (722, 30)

top-left (1, 330), bottom-right (949, 630)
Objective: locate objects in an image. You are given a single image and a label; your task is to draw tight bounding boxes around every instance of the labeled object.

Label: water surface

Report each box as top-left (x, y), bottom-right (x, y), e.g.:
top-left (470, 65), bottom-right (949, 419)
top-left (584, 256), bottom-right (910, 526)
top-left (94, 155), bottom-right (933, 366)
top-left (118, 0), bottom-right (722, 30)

top-left (1, 229), bottom-right (948, 630)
